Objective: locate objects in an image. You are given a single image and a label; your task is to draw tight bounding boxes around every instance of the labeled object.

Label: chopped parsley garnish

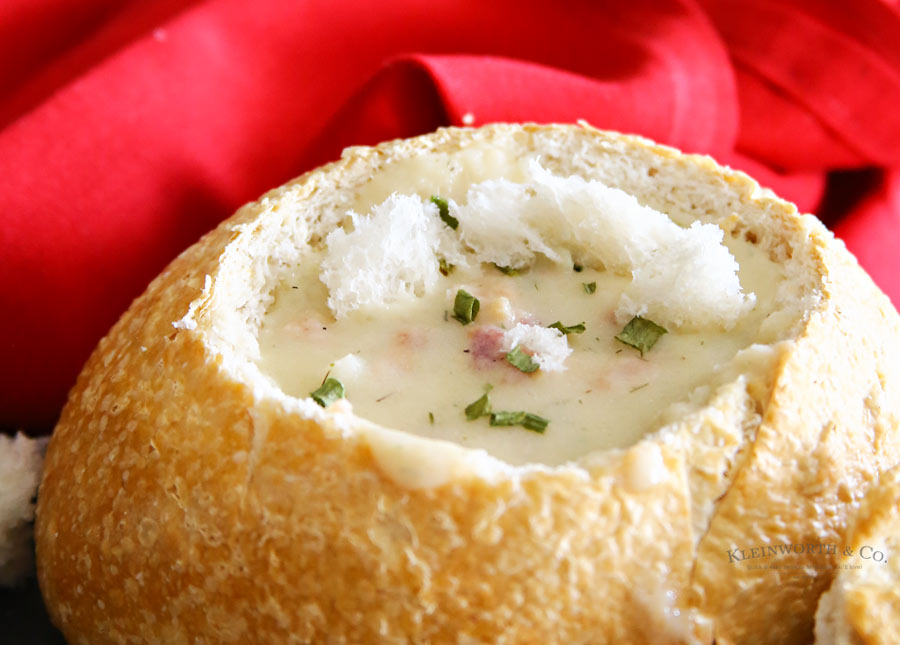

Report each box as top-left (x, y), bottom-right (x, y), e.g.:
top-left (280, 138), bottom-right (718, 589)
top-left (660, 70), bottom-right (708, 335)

top-left (573, 263), bottom-right (584, 272)
top-left (583, 281), bottom-right (597, 294)
top-left (464, 388), bottom-right (547, 433)
top-left (615, 316), bottom-right (668, 356)
top-left (452, 289), bottom-right (480, 325)
top-left (549, 321), bottom-right (586, 335)
top-left (439, 257), bottom-right (454, 276)
top-left (428, 412), bottom-right (435, 424)
top-left (494, 264), bottom-right (519, 276)
top-left (505, 346), bottom-right (539, 373)
top-left (490, 411), bottom-right (549, 433)
top-left (310, 377), bottom-right (344, 407)
top-left (464, 392), bottom-right (492, 420)
top-left (430, 195), bottom-right (458, 230)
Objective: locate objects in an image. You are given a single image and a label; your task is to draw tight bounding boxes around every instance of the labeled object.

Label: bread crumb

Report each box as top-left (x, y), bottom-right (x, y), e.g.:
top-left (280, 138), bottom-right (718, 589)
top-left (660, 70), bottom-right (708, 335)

top-left (501, 323), bottom-right (571, 372)
top-left (331, 353), bottom-right (365, 384)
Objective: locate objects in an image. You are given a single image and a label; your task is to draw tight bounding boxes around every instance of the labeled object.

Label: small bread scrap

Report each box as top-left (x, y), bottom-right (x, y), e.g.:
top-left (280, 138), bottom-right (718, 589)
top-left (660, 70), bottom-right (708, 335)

top-left (35, 124), bottom-right (900, 644)
top-left (815, 465), bottom-right (900, 645)
top-left (0, 433), bottom-right (46, 586)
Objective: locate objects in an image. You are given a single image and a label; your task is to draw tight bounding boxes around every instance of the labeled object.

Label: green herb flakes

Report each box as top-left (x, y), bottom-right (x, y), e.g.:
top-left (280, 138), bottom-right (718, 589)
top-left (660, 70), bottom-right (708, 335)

top-left (490, 411), bottom-right (549, 433)
top-left (464, 393), bottom-right (492, 420)
top-left (522, 413), bottom-right (549, 432)
top-left (573, 263), bottom-right (584, 272)
top-left (452, 289), bottom-right (480, 325)
top-left (430, 195), bottom-right (458, 230)
top-left (428, 412), bottom-right (435, 424)
top-left (583, 282), bottom-right (597, 294)
top-left (465, 387), bottom-right (547, 433)
top-left (494, 264), bottom-right (519, 276)
top-left (438, 257), bottom-right (454, 276)
top-left (310, 377), bottom-right (344, 407)
top-left (548, 321), bottom-right (586, 335)
top-left (505, 346), bottom-right (539, 373)
top-left (615, 316), bottom-right (668, 356)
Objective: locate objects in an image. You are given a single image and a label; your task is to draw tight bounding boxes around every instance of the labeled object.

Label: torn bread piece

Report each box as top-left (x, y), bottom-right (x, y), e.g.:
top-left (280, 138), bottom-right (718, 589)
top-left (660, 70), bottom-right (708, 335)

top-left (36, 124), bottom-right (900, 645)
top-left (0, 433), bottom-right (46, 587)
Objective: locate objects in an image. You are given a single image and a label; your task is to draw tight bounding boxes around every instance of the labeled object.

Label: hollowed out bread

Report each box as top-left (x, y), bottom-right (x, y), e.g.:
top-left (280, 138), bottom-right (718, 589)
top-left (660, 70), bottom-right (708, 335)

top-left (35, 124), bottom-right (900, 644)
top-left (814, 465), bottom-right (900, 645)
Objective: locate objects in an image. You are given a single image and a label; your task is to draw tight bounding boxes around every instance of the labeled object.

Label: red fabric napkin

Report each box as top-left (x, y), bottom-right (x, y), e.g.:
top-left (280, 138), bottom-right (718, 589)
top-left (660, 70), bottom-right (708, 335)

top-left (2, 0), bottom-right (899, 431)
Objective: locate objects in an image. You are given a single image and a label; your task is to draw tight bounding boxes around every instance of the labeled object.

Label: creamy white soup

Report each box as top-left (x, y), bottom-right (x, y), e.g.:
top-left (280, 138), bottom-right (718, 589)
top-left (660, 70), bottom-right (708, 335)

top-left (257, 235), bottom-right (781, 466)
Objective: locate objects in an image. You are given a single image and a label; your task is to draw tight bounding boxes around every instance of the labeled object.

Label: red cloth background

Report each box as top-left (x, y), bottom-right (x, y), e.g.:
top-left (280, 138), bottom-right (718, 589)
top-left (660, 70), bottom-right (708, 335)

top-left (2, 0), bottom-right (899, 432)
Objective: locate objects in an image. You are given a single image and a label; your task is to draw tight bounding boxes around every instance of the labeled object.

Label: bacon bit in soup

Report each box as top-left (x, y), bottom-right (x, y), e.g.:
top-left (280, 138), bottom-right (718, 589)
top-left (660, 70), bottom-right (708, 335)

top-left (395, 329), bottom-right (426, 349)
top-left (468, 326), bottom-right (505, 361)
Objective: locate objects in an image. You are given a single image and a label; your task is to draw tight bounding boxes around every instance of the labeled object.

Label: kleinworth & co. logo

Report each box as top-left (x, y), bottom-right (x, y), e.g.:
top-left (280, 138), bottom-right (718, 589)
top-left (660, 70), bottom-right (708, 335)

top-left (725, 542), bottom-right (889, 572)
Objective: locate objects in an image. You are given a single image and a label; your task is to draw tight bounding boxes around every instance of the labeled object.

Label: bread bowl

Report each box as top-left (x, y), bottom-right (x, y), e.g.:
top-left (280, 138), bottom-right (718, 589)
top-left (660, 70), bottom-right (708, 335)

top-left (35, 123), bottom-right (900, 644)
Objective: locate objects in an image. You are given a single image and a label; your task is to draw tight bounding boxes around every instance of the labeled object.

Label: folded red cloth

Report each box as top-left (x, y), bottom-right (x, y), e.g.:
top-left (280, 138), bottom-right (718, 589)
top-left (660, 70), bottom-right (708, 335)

top-left (1, 0), bottom-right (898, 430)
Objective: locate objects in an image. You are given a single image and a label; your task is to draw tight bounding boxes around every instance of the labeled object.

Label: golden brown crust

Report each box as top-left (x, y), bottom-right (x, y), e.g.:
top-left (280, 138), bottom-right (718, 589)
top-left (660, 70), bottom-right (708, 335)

top-left (814, 466), bottom-right (900, 645)
top-left (693, 237), bottom-right (900, 644)
top-left (35, 124), bottom-right (900, 644)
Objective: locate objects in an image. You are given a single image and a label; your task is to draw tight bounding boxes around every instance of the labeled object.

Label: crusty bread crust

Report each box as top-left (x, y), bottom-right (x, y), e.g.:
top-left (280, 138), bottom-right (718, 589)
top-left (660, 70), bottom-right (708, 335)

top-left (35, 124), bottom-right (900, 644)
top-left (814, 465), bottom-right (900, 645)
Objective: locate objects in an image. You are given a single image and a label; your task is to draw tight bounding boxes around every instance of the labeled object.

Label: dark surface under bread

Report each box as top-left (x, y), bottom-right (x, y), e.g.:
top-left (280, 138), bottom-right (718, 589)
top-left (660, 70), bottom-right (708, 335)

top-left (0, 575), bottom-right (64, 644)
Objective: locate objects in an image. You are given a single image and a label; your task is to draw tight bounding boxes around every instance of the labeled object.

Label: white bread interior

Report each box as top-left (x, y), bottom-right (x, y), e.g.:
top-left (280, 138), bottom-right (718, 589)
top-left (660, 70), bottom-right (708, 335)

top-left (35, 124), bottom-right (900, 644)
top-left (319, 159), bottom-right (755, 329)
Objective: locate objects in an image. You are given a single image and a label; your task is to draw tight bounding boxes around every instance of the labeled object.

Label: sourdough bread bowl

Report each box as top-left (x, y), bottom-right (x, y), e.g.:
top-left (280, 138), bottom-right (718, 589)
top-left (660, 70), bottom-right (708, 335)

top-left (35, 123), bottom-right (900, 644)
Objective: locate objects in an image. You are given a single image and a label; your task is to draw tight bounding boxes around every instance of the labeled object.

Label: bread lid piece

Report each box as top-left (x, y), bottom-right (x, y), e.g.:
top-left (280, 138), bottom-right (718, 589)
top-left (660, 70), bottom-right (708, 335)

top-left (35, 124), bottom-right (900, 644)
